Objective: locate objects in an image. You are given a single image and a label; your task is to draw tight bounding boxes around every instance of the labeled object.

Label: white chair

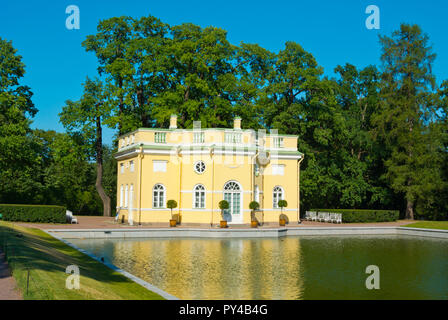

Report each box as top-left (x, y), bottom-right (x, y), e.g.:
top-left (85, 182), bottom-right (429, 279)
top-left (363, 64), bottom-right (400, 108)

top-left (310, 212), bottom-right (317, 221)
top-left (336, 213), bottom-right (342, 224)
top-left (115, 207), bottom-right (122, 222)
top-left (66, 210), bottom-right (78, 224)
top-left (317, 212), bottom-right (324, 222)
top-left (329, 213), bottom-right (335, 223)
top-left (323, 212), bottom-right (331, 223)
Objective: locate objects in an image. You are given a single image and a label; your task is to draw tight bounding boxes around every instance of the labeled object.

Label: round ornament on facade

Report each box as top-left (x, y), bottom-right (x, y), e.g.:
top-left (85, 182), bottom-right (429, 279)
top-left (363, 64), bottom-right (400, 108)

top-left (194, 160), bottom-right (206, 174)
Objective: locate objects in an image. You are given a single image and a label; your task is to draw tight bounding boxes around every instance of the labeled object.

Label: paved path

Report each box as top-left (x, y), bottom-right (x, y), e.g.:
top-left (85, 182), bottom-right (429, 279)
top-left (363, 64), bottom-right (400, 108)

top-left (0, 250), bottom-right (22, 300)
top-left (16, 215), bottom-right (413, 230)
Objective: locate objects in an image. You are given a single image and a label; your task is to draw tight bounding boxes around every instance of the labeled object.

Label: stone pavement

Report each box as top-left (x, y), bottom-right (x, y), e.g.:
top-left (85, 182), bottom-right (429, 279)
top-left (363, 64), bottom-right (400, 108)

top-left (0, 250), bottom-right (22, 300)
top-left (15, 215), bottom-right (413, 230)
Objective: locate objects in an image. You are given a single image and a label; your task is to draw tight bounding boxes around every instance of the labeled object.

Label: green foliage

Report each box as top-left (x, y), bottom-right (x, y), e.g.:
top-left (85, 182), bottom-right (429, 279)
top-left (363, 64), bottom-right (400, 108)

top-left (373, 24), bottom-right (446, 219)
top-left (167, 199), bottom-right (177, 219)
top-left (167, 199), bottom-right (177, 209)
top-left (219, 200), bottom-right (229, 210)
top-left (249, 201), bottom-right (260, 210)
top-left (312, 209), bottom-right (399, 223)
top-left (219, 200), bottom-right (229, 220)
top-left (0, 204), bottom-right (66, 223)
top-left (0, 38), bottom-right (42, 204)
top-left (2, 19), bottom-right (448, 222)
top-left (278, 200), bottom-right (288, 208)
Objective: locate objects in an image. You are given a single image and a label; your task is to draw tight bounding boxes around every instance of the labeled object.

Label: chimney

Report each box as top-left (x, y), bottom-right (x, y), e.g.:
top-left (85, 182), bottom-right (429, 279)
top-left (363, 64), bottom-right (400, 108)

top-left (233, 116), bottom-right (241, 130)
top-left (169, 114), bottom-right (178, 129)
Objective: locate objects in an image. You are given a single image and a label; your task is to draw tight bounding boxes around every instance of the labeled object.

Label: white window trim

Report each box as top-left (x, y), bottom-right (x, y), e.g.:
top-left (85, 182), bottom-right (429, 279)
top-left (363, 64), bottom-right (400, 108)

top-left (153, 160), bottom-right (167, 172)
top-left (192, 184), bottom-right (206, 209)
top-left (120, 185), bottom-right (124, 207)
top-left (152, 184), bottom-right (166, 208)
top-left (271, 164), bottom-right (285, 176)
top-left (194, 160), bottom-right (206, 174)
top-left (125, 184), bottom-right (129, 208)
top-left (273, 186), bottom-right (284, 209)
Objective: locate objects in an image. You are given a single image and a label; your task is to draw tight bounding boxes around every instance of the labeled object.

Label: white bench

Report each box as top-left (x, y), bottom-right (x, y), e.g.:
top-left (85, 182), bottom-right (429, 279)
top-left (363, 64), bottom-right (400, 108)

top-left (66, 210), bottom-right (78, 224)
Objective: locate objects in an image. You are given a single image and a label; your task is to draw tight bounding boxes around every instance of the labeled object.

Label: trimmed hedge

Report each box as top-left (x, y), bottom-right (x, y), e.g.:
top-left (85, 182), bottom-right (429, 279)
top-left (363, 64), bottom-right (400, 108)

top-left (311, 209), bottom-right (399, 223)
top-left (0, 204), bottom-right (67, 223)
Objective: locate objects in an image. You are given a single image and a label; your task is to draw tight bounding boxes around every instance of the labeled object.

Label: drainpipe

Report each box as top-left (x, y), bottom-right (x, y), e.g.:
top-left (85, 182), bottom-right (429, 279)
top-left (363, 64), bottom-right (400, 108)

top-left (210, 145), bottom-right (215, 227)
top-left (251, 150), bottom-right (259, 224)
top-left (177, 146), bottom-right (182, 224)
top-left (297, 155), bottom-right (304, 224)
top-left (138, 143), bottom-right (144, 226)
top-left (251, 150), bottom-right (259, 201)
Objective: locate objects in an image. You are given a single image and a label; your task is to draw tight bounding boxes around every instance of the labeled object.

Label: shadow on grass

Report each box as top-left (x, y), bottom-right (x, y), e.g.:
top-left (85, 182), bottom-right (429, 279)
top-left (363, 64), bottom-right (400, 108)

top-left (0, 223), bottom-right (139, 287)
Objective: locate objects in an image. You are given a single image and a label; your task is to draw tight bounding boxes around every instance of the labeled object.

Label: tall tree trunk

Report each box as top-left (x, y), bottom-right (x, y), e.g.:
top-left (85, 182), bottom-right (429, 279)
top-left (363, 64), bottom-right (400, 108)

top-left (405, 199), bottom-right (414, 220)
top-left (95, 115), bottom-right (111, 217)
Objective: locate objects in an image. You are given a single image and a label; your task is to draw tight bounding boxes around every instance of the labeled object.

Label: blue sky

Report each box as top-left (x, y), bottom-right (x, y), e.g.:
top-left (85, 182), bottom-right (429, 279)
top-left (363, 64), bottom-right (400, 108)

top-left (1, 0), bottom-right (447, 145)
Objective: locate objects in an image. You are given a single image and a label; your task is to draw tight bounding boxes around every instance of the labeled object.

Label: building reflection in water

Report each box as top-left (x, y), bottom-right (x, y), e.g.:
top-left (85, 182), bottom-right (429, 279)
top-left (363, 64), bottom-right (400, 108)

top-left (70, 235), bottom-right (448, 300)
top-left (74, 237), bottom-right (305, 300)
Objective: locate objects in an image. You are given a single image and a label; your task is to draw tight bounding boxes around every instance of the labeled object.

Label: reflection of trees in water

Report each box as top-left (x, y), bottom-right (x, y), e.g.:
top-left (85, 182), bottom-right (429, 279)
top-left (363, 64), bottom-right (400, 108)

top-left (70, 236), bottom-right (448, 300)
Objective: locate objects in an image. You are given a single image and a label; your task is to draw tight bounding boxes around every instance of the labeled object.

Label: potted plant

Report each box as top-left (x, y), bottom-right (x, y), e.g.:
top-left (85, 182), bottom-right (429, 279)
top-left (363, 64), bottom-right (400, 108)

top-left (249, 201), bottom-right (260, 228)
top-left (278, 199), bottom-right (288, 226)
top-left (218, 200), bottom-right (229, 228)
top-left (167, 199), bottom-right (178, 227)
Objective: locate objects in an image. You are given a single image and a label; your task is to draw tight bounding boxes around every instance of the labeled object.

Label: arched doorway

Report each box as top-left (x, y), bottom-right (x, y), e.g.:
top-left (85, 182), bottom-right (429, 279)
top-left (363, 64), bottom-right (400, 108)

top-left (223, 181), bottom-right (242, 223)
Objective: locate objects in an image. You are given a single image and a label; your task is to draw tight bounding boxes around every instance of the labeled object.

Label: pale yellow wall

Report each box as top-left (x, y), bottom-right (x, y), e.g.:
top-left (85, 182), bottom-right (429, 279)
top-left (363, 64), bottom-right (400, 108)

top-left (262, 159), bottom-right (299, 223)
top-left (115, 127), bottom-right (301, 225)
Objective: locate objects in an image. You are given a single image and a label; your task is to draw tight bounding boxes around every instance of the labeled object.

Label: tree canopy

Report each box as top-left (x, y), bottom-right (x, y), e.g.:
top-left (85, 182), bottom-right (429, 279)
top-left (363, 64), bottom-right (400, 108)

top-left (1, 17), bottom-right (447, 220)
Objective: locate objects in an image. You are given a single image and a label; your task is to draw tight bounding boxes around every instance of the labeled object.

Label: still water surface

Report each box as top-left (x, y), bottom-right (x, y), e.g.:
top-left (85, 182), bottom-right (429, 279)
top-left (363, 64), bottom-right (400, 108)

top-left (70, 235), bottom-right (448, 299)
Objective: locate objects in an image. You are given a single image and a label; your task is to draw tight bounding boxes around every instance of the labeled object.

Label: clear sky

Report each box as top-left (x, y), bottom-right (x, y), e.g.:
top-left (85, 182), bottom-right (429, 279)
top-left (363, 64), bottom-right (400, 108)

top-left (1, 0), bottom-right (447, 145)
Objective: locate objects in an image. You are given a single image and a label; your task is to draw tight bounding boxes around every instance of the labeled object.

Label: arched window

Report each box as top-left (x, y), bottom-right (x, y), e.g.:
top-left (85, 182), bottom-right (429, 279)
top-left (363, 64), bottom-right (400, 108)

top-left (273, 186), bottom-right (283, 208)
top-left (224, 181), bottom-right (241, 191)
top-left (193, 184), bottom-right (206, 209)
top-left (129, 184), bottom-right (134, 210)
top-left (125, 185), bottom-right (129, 208)
top-left (223, 181), bottom-right (242, 219)
top-left (153, 184), bottom-right (165, 208)
top-left (120, 185), bottom-right (124, 207)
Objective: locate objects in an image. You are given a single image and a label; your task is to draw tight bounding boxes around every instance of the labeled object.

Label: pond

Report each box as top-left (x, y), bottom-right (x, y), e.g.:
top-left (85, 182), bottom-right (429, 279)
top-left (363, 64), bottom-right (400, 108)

top-left (69, 235), bottom-right (448, 300)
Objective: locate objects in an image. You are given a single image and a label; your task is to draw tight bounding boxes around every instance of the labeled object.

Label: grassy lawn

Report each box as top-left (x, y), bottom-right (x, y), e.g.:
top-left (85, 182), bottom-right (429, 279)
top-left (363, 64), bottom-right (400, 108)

top-left (402, 221), bottom-right (448, 230)
top-left (0, 221), bottom-right (164, 300)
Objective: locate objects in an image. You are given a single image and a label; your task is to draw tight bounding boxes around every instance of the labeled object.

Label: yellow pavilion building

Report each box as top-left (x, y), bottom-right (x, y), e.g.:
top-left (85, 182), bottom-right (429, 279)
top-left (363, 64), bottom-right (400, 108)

top-left (115, 115), bottom-right (304, 225)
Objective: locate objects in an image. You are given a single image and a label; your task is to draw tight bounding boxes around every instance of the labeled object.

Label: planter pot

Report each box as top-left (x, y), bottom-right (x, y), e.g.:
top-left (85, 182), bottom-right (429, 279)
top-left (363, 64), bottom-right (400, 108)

top-left (279, 218), bottom-right (286, 226)
top-left (169, 219), bottom-right (177, 227)
top-left (251, 220), bottom-right (258, 228)
top-left (220, 220), bottom-right (228, 228)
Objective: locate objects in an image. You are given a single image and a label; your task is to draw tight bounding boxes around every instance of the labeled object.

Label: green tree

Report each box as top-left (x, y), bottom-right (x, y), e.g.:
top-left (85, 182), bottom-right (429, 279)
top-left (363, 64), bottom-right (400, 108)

top-left (219, 200), bottom-right (229, 221)
top-left (0, 38), bottom-right (42, 204)
top-left (33, 130), bottom-right (95, 213)
top-left (167, 199), bottom-right (178, 220)
top-left (249, 201), bottom-right (260, 222)
top-left (373, 24), bottom-right (444, 219)
top-left (60, 78), bottom-right (112, 216)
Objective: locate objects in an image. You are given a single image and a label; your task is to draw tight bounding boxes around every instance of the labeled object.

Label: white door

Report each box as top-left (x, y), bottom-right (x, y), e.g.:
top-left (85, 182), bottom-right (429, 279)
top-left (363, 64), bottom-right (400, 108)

top-left (223, 181), bottom-right (243, 224)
